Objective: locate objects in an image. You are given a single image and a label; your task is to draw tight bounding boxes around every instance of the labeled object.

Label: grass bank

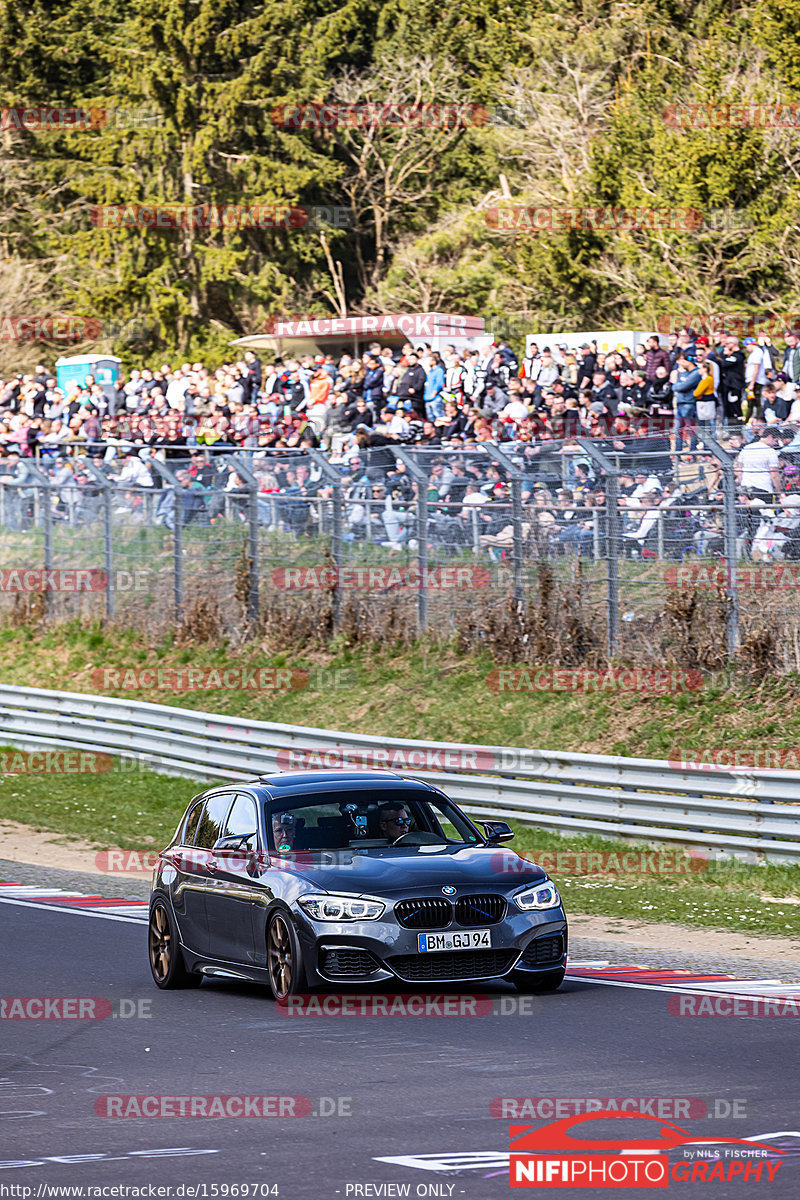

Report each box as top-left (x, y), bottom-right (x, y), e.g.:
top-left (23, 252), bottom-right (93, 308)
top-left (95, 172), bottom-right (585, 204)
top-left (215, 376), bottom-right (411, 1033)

top-left (1, 619), bottom-right (799, 759)
top-left (1, 620), bottom-right (799, 936)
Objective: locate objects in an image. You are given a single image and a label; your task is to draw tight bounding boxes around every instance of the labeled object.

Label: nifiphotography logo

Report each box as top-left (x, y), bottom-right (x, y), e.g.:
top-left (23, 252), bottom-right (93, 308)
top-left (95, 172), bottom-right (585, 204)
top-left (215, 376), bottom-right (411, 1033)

top-left (508, 1111), bottom-right (784, 1188)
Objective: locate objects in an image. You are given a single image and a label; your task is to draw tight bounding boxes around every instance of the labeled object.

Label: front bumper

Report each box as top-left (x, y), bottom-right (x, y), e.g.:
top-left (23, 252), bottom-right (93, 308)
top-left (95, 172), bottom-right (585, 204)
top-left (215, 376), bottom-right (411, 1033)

top-left (295, 905), bottom-right (568, 987)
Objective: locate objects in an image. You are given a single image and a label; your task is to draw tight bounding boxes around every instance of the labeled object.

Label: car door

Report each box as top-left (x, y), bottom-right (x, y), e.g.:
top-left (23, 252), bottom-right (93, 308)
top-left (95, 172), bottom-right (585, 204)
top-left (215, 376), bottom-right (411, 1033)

top-left (205, 792), bottom-right (265, 965)
top-left (170, 791), bottom-right (235, 956)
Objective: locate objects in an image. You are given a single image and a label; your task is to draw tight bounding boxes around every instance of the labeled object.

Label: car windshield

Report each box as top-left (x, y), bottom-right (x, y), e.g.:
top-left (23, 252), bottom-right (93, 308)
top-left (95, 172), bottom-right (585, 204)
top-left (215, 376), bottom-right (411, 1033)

top-left (265, 789), bottom-right (480, 851)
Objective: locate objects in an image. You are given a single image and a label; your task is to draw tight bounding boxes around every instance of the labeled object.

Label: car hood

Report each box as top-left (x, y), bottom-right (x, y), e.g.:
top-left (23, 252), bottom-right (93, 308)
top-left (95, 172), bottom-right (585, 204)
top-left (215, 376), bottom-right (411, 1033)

top-left (269, 843), bottom-right (547, 894)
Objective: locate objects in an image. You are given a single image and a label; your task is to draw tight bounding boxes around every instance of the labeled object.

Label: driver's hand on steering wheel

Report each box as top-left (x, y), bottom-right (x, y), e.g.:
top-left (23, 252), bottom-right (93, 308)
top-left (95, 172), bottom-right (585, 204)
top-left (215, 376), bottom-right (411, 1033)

top-left (378, 807), bottom-right (412, 843)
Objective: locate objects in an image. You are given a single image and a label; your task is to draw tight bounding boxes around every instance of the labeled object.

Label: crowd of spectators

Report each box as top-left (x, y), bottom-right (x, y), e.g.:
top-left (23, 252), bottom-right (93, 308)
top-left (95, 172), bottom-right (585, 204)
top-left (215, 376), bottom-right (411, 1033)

top-left (3, 328), bottom-right (800, 459)
top-left (4, 329), bottom-right (800, 561)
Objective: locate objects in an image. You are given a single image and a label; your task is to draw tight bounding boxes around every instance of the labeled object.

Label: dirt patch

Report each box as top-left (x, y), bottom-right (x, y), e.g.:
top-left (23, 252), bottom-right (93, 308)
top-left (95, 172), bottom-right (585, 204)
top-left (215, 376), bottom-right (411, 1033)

top-left (0, 820), bottom-right (143, 876)
top-left (569, 912), bottom-right (800, 964)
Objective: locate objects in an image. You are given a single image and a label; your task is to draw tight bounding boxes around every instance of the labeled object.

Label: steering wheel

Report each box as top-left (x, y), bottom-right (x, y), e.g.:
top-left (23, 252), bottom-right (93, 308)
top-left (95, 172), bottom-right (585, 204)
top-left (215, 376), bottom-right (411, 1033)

top-left (389, 830), bottom-right (445, 847)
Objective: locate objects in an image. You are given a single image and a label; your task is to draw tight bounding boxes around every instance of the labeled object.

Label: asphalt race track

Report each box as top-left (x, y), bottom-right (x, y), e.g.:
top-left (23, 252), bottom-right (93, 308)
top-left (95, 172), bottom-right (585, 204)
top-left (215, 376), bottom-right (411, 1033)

top-left (2, 899), bottom-right (799, 1198)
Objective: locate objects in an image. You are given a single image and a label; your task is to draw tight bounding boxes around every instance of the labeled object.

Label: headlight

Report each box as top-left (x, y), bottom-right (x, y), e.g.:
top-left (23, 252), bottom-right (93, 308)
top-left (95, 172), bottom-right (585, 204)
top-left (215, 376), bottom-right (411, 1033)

top-left (297, 893), bottom-right (386, 921)
top-left (513, 880), bottom-right (561, 911)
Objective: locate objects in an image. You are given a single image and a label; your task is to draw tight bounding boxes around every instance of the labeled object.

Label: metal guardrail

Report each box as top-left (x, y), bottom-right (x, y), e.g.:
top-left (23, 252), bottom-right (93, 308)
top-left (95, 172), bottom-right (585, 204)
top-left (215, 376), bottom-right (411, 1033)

top-left (0, 684), bottom-right (798, 861)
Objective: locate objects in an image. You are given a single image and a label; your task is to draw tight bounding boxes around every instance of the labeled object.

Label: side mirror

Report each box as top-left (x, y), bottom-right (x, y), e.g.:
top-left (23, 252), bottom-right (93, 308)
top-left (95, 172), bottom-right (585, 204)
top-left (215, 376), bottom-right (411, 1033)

top-left (213, 835), bottom-right (248, 852)
top-left (482, 820), bottom-right (514, 844)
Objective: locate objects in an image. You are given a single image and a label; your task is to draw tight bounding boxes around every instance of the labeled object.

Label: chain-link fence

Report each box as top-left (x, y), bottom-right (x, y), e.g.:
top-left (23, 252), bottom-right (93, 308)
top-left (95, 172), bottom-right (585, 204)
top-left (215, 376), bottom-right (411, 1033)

top-left (2, 434), bottom-right (799, 664)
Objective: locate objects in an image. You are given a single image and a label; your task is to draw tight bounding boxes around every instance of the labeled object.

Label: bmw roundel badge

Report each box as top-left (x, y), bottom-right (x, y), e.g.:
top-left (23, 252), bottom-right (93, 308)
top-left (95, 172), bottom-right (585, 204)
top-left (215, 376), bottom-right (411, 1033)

top-left (441, 885), bottom-right (456, 895)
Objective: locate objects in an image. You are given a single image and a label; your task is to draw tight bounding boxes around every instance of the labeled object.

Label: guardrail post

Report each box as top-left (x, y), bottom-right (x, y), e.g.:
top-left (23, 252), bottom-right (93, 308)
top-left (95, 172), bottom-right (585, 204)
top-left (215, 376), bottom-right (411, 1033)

top-left (696, 432), bottom-right (740, 657)
top-left (305, 449), bottom-right (345, 631)
top-left (483, 444), bottom-right (525, 604)
top-left (78, 458), bottom-right (115, 619)
top-left (577, 438), bottom-right (620, 656)
top-left (390, 448), bottom-right (430, 632)
top-left (151, 459), bottom-right (183, 620)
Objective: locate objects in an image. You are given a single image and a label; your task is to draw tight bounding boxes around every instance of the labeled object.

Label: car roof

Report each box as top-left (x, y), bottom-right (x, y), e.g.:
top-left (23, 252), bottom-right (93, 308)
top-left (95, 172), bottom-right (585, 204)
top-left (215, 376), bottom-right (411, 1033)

top-left (246, 770), bottom-right (437, 799)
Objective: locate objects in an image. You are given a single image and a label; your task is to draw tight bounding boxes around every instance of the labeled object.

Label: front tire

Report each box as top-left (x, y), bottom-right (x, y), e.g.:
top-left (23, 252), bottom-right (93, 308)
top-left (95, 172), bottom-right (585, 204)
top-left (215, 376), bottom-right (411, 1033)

top-left (148, 898), bottom-right (202, 989)
top-left (512, 967), bottom-right (565, 993)
top-left (266, 911), bottom-right (306, 1000)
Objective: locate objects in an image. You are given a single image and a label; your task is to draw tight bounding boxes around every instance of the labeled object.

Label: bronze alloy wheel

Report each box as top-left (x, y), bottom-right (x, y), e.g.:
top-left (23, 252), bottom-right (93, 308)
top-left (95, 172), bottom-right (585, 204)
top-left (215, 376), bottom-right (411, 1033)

top-left (148, 898), bottom-right (201, 989)
top-left (149, 902), bottom-right (172, 983)
top-left (267, 912), bottom-right (297, 999)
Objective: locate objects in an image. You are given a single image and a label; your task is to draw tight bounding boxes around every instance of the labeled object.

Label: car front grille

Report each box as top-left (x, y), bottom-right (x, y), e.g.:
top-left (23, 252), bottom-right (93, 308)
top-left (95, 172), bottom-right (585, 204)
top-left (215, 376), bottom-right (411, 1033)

top-left (394, 898), bottom-right (452, 929)
top-left (394, 894), bottom-right (507, 929)
top-left (519, 934), bottom-right (565, 968)
top-left (388, 949), bottom-right (516, 981)
top-left (318, 948), bottom-right (380, 978)
top-left (455, 894), bottom-right (506, 926)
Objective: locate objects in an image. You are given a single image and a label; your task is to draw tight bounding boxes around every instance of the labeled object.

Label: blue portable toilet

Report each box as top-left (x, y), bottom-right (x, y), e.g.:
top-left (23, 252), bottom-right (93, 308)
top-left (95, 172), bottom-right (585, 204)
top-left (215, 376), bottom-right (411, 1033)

top-left (55, 355), bottom-right (121, 399)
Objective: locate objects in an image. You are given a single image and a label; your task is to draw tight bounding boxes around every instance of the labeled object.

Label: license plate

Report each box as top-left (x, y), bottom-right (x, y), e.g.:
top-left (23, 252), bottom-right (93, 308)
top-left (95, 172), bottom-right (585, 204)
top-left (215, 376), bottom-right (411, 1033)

top-left (417, 929), bottom-right (491, 953)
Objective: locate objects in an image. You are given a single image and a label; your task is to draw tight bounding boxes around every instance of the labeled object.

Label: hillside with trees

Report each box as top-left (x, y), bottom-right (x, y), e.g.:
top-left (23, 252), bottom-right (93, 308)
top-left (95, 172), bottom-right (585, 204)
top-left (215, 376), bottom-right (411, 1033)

top-left (1, 0), bottom-right (800, 365)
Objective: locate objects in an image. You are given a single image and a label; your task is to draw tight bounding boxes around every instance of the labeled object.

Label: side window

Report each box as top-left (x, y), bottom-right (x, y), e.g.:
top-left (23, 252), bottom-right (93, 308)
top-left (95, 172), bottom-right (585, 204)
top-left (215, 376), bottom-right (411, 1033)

top-left (224, 794), bottom-right (259, 850)
top-left (182, 801), bottom-right (204, 845)
top-left (194, 793), bottom-right (236, 849)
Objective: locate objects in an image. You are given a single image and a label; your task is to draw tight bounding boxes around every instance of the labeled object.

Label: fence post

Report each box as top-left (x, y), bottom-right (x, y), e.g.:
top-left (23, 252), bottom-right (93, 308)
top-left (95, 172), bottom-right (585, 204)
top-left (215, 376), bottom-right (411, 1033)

top-left (150, 459), bottom-right (183, 620)
top-left (22, 464), bottom-right (53, 618)
top-left (305, 449), bottom-right (345, 631)
top-left (696, 432), bottom-right (740, 657)
top-left (78, 458), bottom-right (114, 619)
top-left (390, 448), bottom-right (429, 632)
top-left (577, 438), bottom-right (620, 656)
top-left (231, 455), bottom-right (260, 624)
top-left (471, 506), bottom-right (480, 554)
top-left (483, 444), bottom-right (524, 604)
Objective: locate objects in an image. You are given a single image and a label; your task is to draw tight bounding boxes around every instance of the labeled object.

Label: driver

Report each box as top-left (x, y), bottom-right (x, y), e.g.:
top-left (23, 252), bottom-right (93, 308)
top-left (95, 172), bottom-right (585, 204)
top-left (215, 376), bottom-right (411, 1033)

top-left (271, 812), bottom-right (296, 851)
top-left (378, 803), bottom-right (412, 843)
